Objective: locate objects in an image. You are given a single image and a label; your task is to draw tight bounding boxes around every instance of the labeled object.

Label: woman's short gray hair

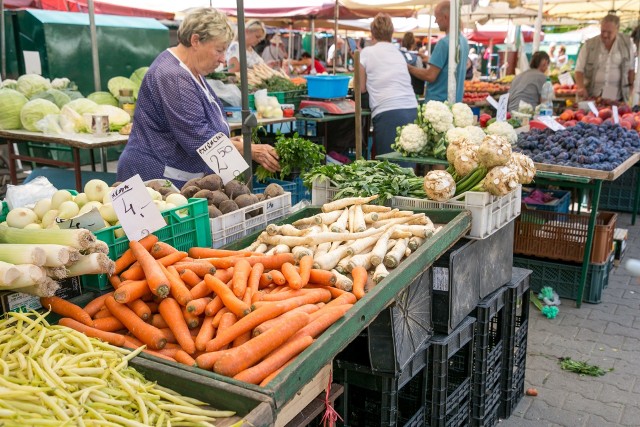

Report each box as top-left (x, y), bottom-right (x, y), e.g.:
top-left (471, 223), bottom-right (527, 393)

top-left (177, 8), bottom-right (235, 47)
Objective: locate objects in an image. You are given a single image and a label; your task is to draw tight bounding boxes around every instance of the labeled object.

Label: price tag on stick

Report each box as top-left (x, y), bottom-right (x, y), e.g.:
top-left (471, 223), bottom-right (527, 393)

top-left (496, 93), bottom-right (510, 122)
top-left (486, 95), bottom-right (499, 109)
top-left (613, 105), bottom-right (619, 124)
top-left (197, 132), bottom-right (249, 185)
top-left (56, 208), bottom-right (104, 232)
top-left (110, 175), bottom-right (166, 242)
top-left (587, 101), bottom-right (599, 116)
top-left (537, 116), bottom-right (566, 132)
top-left (558, 72), bottom-right (574, 86)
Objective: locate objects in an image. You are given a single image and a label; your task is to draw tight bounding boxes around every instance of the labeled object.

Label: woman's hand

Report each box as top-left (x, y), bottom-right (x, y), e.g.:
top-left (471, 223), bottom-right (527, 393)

top-left (251, 144), bottom-right (280, 173)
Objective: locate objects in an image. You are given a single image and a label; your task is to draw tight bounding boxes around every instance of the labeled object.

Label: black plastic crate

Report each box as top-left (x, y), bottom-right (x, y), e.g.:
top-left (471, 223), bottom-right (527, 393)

top-left (472, 286), bottom-right (508, 427)
top-left (337, 269), bottom-right (432, 375)
top-left (501, 268), bottom-right (531, 419)
top-left (334, 346), bottom-right (429, 427)
top-left (426, 316), bottom-right (476, 427)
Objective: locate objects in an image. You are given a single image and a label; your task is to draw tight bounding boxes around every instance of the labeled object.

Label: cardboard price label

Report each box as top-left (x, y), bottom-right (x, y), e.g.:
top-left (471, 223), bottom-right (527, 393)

top-left (587, 101), bottom-right (599, 116)
top-left (558, 72), bottom-right (574, 87)
top-left (197, 133), bottom-right (249, 185)
top-left (496, 93), bottom-right (509, 122)
top-left (486, 95), bottom-right (499, 109)
top-left (110, 175), bottom-right (165, 242)
top-left (537, 116), bottom-right (565, 132)
top-left (613, 105), bottom-right (619, 124)
top-left (55, 208), bottom-right (104, 232)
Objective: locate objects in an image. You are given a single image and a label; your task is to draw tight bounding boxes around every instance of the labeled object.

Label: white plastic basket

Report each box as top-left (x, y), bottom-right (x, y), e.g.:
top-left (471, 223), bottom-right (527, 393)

top-left (311, 179), bottom-right (340, 206)
top-left (392, 185), bottom-right (522, 239)
top-left (210, 192), bottom-right (292, 248)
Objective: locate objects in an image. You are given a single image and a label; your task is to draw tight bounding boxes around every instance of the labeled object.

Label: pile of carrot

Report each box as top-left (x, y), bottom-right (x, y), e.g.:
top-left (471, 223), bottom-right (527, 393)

top-left (44, 234), bottom-right (363, 386)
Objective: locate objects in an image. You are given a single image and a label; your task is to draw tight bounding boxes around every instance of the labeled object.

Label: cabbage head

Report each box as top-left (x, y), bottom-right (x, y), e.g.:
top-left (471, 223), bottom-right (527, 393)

top-left (31, 89), bottom-right (71, 108)
top-left (94, 105), bottom-right (130, 131)
top-left (17, 74), bottom-right (52, 98)
top-left (66, 98), bottom-right (99, 115)
top-left (130, 67), bottom-right (149, 88)
top-left (51, 77), bottom-right (71, 90)
top-left (0, 89), bottom-right (29, 130)
top-left (107, 76), bottom-right (138, 99)
top-left (62, 90), bottom-right (84, 100)
top-left (20, 99), bottom-right (60, 131)
top-left (88, 91), bottom-right (119, 107)
top-left (1, 79), bottom-right (18, 90)
top-left (60, 105), bottom-right (89, 133)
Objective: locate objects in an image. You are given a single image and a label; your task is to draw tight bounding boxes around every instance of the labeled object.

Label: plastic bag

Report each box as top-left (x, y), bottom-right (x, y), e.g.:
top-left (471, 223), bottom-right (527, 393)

top-left (207, 79), bottom-right (242, 107)
top-left (35, 114), bottom-right (63, 135)
top-left (254, 89), bottom-right (283, 119)
top-left (60, 105), bottom-right (88, 133)
top-left (4, 176), bottom-right (58, 210)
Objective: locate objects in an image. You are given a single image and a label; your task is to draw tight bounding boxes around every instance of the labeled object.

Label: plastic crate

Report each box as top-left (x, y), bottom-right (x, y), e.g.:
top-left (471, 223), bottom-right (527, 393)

top-left (501, 268), bottom-right (531, 419)
top-left (283, 89), bottom-right (307, 110)
top-left (393, 186), bottom-right (522, 240)
top-left (0, 201), bottom-right (8, 223)
top-left (312, 178), bottom-right (340, 205)
top-left (293, 176), bottom-right (311, 204)
top-left (598, 165), bottom-right (639, 213)
top-left (210, 191), bottom-right (292, 249)
top-left (513, 252), bottom-right (613, 304)
top-left (82, 198), bottom-right (212, 291)
top-left (521, 188), bottom-right (571, 214)
top-left (514, 207), bottom-right (617, 264)
top-left (305, 75), bottom-right (350, 99)
top-left (472, 287), bottom-right (507, 427)
top-left (427, 316), bottom-right (475, 427)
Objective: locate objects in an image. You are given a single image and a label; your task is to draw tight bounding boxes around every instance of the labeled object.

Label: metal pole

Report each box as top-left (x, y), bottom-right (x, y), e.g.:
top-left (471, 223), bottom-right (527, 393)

top-left (354, 50), bottom-right (362, 160)
top-left (288, 21), bottom-right (294, 61)
top-left (447, 0), bottom-right (459, 103)
top-left (237, 0), bottom-right (255, 186)
top-left (532, 0), bottom-right (543, 52)
top-left (333, 0), bottom-right (339, 75)
top-left (1, 0), bottom-right (6, 80)
top-left (88, 0), bottom-right (101, 91)
top-left (310, 18), bottom-right (316, 74)
top-left (427, 3), bottom-right (434, 56)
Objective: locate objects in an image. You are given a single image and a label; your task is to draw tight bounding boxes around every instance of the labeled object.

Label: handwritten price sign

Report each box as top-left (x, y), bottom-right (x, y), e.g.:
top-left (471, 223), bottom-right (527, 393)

top-left (110, 175), bottom-right (165, 241)
top-left (197, 132), bottom-right (249, 185)
top-left (56, 208), bottom-right (104, 232)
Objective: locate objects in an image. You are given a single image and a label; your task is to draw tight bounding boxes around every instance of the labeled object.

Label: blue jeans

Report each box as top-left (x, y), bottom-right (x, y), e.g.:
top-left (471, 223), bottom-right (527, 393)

top-left (372, 108), bottom-right (418, 159)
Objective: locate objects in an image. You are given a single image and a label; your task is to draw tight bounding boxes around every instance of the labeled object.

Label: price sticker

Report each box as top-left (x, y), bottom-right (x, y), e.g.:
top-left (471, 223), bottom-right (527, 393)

top-left (56, 208), bottom-right (104, 232)
top-left (110, 175), bottom-right (165, 242)
top-left (197, 133), bottom-right (249, 185)
top-left (496, 93), bottom-right (510, 122)
top-left (558, 72), bottom-right (574, 87)
top-left (587, 101), bottom-right (599, 116)
top-left (613, 105), bottom-right (619, 124)
top-left (486, 95), bottom-right (499, 109)
top-left (537, 116), bottom-right (566, 132)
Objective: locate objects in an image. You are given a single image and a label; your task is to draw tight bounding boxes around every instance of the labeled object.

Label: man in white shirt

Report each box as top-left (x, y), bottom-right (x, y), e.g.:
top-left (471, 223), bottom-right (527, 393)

top-left (327, 37), bottom-right (345, 68)
top-left (575, 14), bottom-right (636, 102)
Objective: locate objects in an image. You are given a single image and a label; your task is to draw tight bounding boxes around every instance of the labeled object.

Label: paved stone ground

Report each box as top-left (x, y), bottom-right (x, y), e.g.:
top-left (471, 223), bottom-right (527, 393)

top-left (501, 212), bottom-right (640, 427)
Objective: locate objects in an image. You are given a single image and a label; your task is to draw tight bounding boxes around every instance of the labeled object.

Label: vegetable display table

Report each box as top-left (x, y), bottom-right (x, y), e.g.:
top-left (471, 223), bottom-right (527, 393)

top-left (294, 111), bottom-right (372, 151)
top-left (377, 151), bottom-right (640, 307)
top-left (0, 130), bottom-right (128, 191)
top-left (228, 116), bottom-right (296, 132)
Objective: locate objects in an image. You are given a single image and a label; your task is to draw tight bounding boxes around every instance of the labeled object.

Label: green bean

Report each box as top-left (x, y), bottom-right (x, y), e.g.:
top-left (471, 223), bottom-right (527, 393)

top-left (88, 402), bottom-right (137, 419)
top-left (0, 399), bottom-right (52, 415)
top-left (101, 413), bottom-right (148, 427)
top-left (158, 404), bottom-right (236, 418)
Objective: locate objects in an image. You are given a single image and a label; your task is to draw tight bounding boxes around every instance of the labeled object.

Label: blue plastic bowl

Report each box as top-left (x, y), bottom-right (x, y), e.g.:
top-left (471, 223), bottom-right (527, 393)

top-left (305, 75), bottom-right (351, 99)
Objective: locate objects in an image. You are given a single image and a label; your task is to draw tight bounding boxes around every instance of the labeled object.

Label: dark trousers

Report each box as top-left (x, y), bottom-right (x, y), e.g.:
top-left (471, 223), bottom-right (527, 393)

top-left (372, 108), bottom-right (418, 158)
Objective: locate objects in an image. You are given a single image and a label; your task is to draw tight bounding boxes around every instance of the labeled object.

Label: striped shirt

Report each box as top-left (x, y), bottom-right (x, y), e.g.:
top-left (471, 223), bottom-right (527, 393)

top-left (117, 49), bottom-right (230, 188)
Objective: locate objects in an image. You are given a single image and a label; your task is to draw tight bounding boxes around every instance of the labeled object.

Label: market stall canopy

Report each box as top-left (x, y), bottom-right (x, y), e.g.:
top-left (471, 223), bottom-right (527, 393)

top-left (521, 0), bottom-right (639, 26)
top-left (4, 0), bottom-right (34, 8)
top-left (8, 0), bottom-right (175, 20)
top-left (543, 25), bottom-right (601, 43)
top-left (467, 22), bottom-right (543, 43)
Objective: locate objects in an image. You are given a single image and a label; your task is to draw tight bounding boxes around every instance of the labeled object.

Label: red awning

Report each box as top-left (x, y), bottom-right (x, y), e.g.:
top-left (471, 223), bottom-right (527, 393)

top-left (217, 2), bottom-right (413, 19)
top-left (467, 29), bottom-right (542, 44)
top-left (25, 0), bottom-right (174, 20)
top-left (4, 0), bottom-right (35, 8)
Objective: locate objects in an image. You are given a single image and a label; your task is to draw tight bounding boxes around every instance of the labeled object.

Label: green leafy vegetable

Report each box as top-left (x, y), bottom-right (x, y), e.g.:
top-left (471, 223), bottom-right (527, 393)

top-left (253, 76), bottom-right (305, 92)
top-left (30, 88), bottom-right (71, 108)
top-left (0, 89), bottom-right (29, 130)
top-left (559, 357), bottom-right (612, 376)
top-left (20, 98), bottom-right (60, 131)
top-left (255, 132), bottom-right (325, 182)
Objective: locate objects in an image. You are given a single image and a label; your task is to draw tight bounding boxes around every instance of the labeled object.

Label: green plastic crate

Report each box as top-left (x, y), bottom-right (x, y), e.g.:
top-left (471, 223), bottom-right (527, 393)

top-left (82, 198), bottom-right (212, 291)
top-left (513, 254), bottom-right (613, 304)
top-left (598, 166), bottom-right (639, 213)
top-left (248, 89), bottom-right (306, 111)
top-left (0, 202), bottom-right (8, 223)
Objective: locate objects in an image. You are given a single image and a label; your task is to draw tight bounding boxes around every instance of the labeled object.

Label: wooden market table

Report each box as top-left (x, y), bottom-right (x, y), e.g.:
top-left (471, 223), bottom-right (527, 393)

top-left (0, 130), bottom-right (128, 191)
top-left (376, 151), bottom-right (640, 307)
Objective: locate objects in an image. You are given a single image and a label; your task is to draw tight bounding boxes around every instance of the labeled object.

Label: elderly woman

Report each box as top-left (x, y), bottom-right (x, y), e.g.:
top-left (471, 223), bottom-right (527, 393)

top-left (117, 8), bottom-right (279, 188)
top-left (226, 20), bottom-right (267, 73)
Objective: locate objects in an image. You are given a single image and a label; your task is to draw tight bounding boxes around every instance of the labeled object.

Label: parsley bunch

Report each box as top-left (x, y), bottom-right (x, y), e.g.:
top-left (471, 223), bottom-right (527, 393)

top-left (255, 133), bottom-right (325, 182)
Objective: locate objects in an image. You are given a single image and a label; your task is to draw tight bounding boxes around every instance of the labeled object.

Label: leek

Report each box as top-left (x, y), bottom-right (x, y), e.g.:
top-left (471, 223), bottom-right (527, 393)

top-left (66, 253), bottom-right (115, 277)
top-left (0, 261), bottom-right (21, 285)
top-left (0, 244), bottom-right (46, 266)
top-left (15, 277), bottom-right (60, 297)
top-left (0, 226), bottom-right (95, 250)
top-left (45, 267), bottom-right (68, 280)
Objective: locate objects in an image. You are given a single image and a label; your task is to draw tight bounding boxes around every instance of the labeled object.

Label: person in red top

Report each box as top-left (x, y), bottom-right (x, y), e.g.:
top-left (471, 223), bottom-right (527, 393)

top-left (286, 52), bottom-right (326, 75)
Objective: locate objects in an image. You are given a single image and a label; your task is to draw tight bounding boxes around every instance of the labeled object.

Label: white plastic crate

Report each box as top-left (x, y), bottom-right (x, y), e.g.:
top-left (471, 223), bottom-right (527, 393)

top-left (392, 185), bottom-right (522, 239)
top-left (311, 178), bottom-right (340, 205)
top-left (211, 192), bottom-right (292, 248)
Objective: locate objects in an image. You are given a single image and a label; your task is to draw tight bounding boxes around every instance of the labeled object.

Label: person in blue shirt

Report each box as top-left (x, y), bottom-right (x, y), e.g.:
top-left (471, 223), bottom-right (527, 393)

top-left (408, 1), bottom-right (469, 102)
top-left (117, 8), bottom-right (280, 188)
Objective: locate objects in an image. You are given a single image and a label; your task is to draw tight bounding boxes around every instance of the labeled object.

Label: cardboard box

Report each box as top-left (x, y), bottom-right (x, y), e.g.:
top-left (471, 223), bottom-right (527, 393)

top-left (0, 277), bottom-right (82, 314)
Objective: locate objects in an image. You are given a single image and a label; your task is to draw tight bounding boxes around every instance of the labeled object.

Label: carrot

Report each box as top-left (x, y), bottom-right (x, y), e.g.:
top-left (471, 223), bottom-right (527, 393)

top-left (179, 269), bottom-right (202, 287)
top-left (113, 279), bottom-right (150, 304)
top-left (194, 351), bottom-right (225, 370)
top-left (289, 304), bottom-right (352, 342)
top-left (120, 262), bottom-right (145, 281)
top-left (129, 240), bottom-right (170, 299)
top-left (253, 304), bottom-right (321, 337)
top-left (214, 267), bottom-right (234, 284)
top-left (58, 318), bottom-right (126, 347)
top-left (161, 265), bottom-right (193, 306)
top-left (189, 280), bottom-right (212, 299)
top-left (150, 242), bottom-right (178, 259)
top-left (351, 266), bottom-right (367, 300)
top-left (232, 331), bottom-right (252, 348)
top-left (104, 296), bottom-right (166, 350)
top-left (114, 234), bottom-right (158, 274)
top-left (188, 247), bottom-right (260, 258)
top-left (249, 263), bottom-right (264, 294)
top-left (121, 252), bottom-right (188, 282)
top-left (173, 350), bottom-right (197, 367)
top-left (260, 359), bottom-right (294, 387)
top-left (175, 263), bottom-right (217, 278)
top-left (195, 316), bottom-right (216, 352)
top-left (310, 285), bottom-right (350, 299)
top-left (281, 262), bottom-right (303, 289)
top-left (127, 299), bottom-right (151, 321)
top-left (181, 307), bottom-right (201, 329)
top-left (40, 297), bottom-right (93, 327)
top-left (213, 311), bottom-right (310, 377)
top-left (159, 298), bottom-right (196, 354)
top-left (93, 307), bottom-right (111, 319)
top-left (186, 297), bottom-right (211, 315)
top-left (122, 335), bottom-right (145, 349)
top-left (232, 259), bottom-right (252, 298)
top-left (108, 274), bottom-right (123, 289)
top-left (92, 316), bottom-right (125, 332)
top-left (146, 301), bottom-right (159, 314)
top-left (84, 292), bottom-right (114, 317)
top-left (158, 327), bottom-right (178, 344)
top-left (156, 251), bottom-right (189, 267)
top-left (217, 312), bottom-right (238, 350)
top-left (204, 274), bottom-right (251, 319)
top-left (204, 296), bottom-right (224, 317)
top-left (308, 293), bottom-right (356, 322)
top-left (234, 335), bottom-right (314, 385)
top-left (297, 255), bottom-right (314, 288)
top-left (270, 270), bottom-right (286, 286)
top-left (250, 289), bottom-right (332, 311)
top-left (259, 272), bottom-right (273, 288)
top-left (149, 313), bottom-right (169, 329)
top-left (308, 269), bottom-right (337, 286)
top-left (254, 289), bottom-right (316, 303)
top-left (205, 253), bottom-right (295, 270)
top-left (143, 349), bottom-right (176, 362)
top-left (211, 307), bottom-right (230, 328)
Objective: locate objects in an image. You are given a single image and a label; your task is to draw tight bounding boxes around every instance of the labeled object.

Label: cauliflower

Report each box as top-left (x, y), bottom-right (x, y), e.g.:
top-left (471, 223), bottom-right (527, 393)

top-left (445, 127), bottom-right (468, 145)
top-left (451, 103), bottom-right (474, 127)
top-left (485, 121), bottom-right (517, 145)
top-left (423, 101), bottom-right (454, 133)
top-left (393, 123), bottom-right (428, 155)
top-left (463, 125), bottom-right (486, 147)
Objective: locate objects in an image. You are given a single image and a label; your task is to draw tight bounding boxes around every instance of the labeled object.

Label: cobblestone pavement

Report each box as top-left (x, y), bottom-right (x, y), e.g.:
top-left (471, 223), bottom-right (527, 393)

top-left (501, 212), bottom-right (640, 427)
